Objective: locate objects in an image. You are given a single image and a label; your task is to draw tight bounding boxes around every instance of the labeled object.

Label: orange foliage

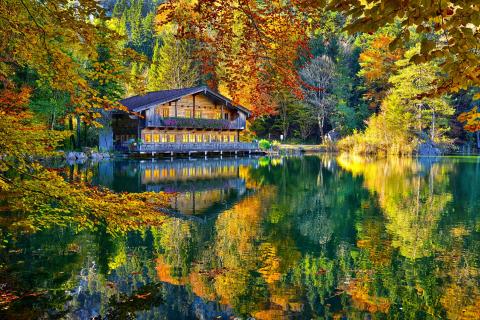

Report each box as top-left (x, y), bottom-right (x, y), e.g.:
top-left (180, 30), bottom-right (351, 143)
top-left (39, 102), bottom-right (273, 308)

top-left (347, 280), bottom-right (391, 313)
top-left (458, 106), bottom-right (480, 132)
top-left (358, 35), bottom-right (403, 111)
top-left (155, 256), bottom-right (187, 285)
top-left (157, 0), bottom-right (320, 115)
top-left (441, 284), bottom-right (480, 320)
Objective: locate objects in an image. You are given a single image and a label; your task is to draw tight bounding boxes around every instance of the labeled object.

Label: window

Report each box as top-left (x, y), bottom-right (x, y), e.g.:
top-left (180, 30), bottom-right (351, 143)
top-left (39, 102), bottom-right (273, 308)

top-left (144, 169), bottom-right (152, 180)
top-left (215, 111), bottom-right (221, 119)
top-left (229, 134), bottom-right (235, 142)
top-left (223, 135), bottom-right (229, 142)
top-left (155, 107), bottom-right (162, 116)
top-left (168, 134), bottom-right (176, 143)
top-left (195, 110), bottom-right (202, 118)
top-left (161, 134), bottom-right (167, 143)
top-left (224, 113), bottom-right (229, 120)
top-left (196, 134), bottom-right (203, 142)
top-left (182, 134), bottom-right (188, 143)
top-left (144, 133), bottom-right (152, 143)
top-left (189, 134), bottom-right (195, 143)
top-left (162, 108), bottom-right (170, 117)
top-left (153, 133), bottom-right (160, 143)
top-left (185, 110), bottom-right (192, 118)
top-left (203, 134), bottom-right (209, 142)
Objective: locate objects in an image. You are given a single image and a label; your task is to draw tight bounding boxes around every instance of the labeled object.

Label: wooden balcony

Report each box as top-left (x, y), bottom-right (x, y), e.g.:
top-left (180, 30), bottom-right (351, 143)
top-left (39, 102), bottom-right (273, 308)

top-left (120, 142), bottom-right (260, 154)
top-left (143, 116), bottom-right (246, 130)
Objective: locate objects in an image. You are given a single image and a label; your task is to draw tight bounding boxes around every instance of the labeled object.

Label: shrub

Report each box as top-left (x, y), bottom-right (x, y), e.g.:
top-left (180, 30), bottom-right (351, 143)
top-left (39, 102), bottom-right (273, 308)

top-left (271, 140), bottom-right (281, 150)
top-left (259, 139), bottom-right (272, 150)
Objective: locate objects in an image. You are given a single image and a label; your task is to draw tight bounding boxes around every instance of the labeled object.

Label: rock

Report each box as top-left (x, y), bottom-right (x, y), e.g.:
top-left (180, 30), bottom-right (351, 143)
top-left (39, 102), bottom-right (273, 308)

top-left (325, 129), bottom-right (340, 143)
top-left (76, 152), bottom-right (87, 160)
top-left (90, 152), bottom-right (103, 160)
top-left (417, 142), bottom-right (442, 156)
top-left (65, 151), bottom-right (87, 160)
top-left (66, 152), bottom-right (77, 160)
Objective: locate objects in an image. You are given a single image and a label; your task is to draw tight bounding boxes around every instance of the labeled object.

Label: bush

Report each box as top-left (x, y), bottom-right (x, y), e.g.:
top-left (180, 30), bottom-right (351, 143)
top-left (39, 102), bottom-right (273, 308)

top-left (259, 139), bottom-right (272, 150)
top-left (271, 140), bottom-right (281, 150)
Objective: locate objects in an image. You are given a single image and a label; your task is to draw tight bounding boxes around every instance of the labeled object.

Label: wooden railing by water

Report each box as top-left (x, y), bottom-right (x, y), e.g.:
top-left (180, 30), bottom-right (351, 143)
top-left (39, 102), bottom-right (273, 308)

top-left (121, 142), bottom-right (260, 153)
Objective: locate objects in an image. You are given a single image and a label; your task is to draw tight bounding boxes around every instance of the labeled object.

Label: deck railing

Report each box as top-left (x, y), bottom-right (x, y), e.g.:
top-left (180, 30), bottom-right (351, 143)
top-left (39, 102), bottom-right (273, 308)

top-left (144, 116), bottom-right (246, 130)
top-left (121, 142), bottom-right (259, 153)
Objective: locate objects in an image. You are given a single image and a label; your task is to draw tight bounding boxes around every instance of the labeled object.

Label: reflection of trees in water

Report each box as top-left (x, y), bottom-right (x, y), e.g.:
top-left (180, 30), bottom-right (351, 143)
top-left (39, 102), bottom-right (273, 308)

top-left (338, 156), bottom-right (453, 259)
top-left (297, 210), bottom-right (333, 246)
top-left (3, 156), bottom-right (480, 319)
top-left (338, 155), bottom-right (480, 319)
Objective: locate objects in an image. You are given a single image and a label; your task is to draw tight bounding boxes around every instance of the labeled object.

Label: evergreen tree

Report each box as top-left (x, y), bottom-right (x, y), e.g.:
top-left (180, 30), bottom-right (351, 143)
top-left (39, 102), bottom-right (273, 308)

top-left (147, 32), bottom-right (199, 91)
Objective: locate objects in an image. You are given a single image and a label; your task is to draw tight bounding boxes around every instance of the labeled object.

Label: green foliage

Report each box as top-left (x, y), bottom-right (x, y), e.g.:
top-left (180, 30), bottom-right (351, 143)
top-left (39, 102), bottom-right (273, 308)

top-left (147, 31), bottom-right (199, 91)
top-left (339, 45), bottom-right (455, 155)
top-left (258, 139), bottom-right (272, 150)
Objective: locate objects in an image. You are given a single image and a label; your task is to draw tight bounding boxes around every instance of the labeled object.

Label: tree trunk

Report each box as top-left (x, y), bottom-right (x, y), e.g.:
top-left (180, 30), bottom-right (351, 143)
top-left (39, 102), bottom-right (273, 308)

top-left (69, 116), bottom-right (76, 149)
top-left (76, 115), bottom-right (81, 149)
top-left (431, 109), bottom-right (435, 141)
top-left (318, 113), bottom-right (324, 143)
top-left (50, 110), bottom-right (55, 130)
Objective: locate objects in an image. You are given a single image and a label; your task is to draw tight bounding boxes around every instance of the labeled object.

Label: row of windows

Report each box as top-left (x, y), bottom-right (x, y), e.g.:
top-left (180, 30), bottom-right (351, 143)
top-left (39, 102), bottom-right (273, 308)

top-left (154, 107), bottom-right (229, 120)
top-left (144, 133), bottom-right (176, 143)
top-left (143, 166), bottom-right (237, 180)
top-left (143, 133), bottom-right (237, 143)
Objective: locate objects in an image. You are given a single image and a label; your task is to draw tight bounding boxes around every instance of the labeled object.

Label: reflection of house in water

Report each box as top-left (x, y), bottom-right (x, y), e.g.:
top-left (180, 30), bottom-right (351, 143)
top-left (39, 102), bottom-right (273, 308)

top-left (139, 158), bottom-right (257, 215)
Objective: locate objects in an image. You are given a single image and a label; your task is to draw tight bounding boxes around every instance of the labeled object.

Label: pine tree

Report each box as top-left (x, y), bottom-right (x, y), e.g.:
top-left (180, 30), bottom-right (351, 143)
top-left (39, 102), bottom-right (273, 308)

top-left (147, 32), bottom-right (199, 91)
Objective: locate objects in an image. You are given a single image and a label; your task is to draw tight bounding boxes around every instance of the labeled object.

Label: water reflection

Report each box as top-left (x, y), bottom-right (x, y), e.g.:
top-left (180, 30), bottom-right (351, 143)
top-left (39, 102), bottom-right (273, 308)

top-left (1, 156), bottom-right (480, 319)
top-left (91, 158), bottom-right (258, 215)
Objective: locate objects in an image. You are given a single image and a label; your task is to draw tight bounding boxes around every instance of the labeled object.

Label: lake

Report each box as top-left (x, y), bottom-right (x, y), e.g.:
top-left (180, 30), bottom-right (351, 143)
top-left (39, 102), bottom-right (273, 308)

top-left (1, 155), bottom-right (480, 319)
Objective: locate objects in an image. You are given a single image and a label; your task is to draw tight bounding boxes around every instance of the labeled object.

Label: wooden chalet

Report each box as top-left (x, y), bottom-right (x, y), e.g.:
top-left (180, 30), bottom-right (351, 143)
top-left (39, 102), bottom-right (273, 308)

top-left (107, 86), bottom-right (259, 155)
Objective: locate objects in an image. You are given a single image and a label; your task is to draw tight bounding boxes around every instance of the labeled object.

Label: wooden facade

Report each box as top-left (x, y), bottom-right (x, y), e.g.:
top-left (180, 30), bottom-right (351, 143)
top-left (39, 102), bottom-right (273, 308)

top-left (108, 86), bottom-right (259, 155)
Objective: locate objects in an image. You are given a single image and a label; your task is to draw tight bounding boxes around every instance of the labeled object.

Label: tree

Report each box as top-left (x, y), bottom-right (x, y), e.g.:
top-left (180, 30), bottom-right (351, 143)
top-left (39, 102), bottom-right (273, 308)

top-left (386, 48), bottom-right (454, 142)
top-left (296, 105), bottom-right (316, 141)
top-left (300, 55), bottom-right (337, 142)
top-left (147, 32), bottom-right (199, 91)
top-left (0, 0), bottom-right (171, 229)
top-left (157, 0), bottom-right (319, 113)
top-left (458, 107), bottom-right (480, 148)
top-left (159, 0), bottom-right (480, 110)
top-left (358, 34), bottom-right (403, 113)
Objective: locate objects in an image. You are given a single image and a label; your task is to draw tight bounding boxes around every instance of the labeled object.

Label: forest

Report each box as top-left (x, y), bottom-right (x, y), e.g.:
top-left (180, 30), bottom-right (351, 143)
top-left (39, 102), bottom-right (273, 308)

top-left (1, 1), bottom-right (480, 317)
top-left (1, 0), bottom-right (479, 230)
top-left (2, 0), bottom-right (480, 154)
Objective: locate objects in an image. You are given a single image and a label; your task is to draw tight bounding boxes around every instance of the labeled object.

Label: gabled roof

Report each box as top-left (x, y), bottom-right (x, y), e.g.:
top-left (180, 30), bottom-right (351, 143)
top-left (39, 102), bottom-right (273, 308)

top-left (119, 86), bottom-right (252, 116)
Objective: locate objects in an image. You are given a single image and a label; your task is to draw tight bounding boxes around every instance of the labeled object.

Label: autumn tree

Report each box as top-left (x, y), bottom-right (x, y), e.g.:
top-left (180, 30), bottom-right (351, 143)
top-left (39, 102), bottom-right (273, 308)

top-left (358, 34), bottom-right (403, 113)
top-left (458, 107), bottom-right (480, 148)
top-left (330, 0), bottom-right (480, 96)
top-left (0, 0), bottom-right (170, 225)
top-left (157, 0), bottom-right (320, 114)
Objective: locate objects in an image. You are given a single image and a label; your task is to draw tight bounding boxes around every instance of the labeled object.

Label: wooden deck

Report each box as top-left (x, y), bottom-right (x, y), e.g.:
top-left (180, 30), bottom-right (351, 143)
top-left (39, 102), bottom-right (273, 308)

top-left (117, 142), bottom-right (262, 155)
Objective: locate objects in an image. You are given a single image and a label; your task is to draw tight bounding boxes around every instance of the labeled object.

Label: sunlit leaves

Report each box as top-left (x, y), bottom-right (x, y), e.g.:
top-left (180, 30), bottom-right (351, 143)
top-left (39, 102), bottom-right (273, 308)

top-left (458, 106), bottom-right (480, 132)
top-left (157, 0), bottom-right (323, 114)
top-left (329, 0), bottom-right (480, 96)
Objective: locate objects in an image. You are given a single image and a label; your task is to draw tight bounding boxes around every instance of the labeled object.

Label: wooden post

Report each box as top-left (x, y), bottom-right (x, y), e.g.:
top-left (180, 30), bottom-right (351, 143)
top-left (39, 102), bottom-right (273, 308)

top-left (192, 95), bottom-right (196, 118)
top-left (174, 100), bottom-right (178, 117)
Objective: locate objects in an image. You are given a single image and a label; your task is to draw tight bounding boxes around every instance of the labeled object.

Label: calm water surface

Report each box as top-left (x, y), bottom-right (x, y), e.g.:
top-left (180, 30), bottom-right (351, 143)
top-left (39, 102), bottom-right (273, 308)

top-left (1, 156), bottom-right (480, 319)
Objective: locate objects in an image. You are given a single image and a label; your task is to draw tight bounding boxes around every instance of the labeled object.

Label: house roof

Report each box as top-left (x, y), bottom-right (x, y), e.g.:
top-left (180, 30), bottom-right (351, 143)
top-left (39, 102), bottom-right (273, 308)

top-left (119, 86), bottom-right (252, 116)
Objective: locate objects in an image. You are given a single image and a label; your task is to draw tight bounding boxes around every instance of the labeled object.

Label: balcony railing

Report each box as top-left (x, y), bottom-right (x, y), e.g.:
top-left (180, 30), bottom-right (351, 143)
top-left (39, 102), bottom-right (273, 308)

top-left (144, 116), bottom-right (246, 130)
top-left (122, 142), bottom-right (259, 153)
